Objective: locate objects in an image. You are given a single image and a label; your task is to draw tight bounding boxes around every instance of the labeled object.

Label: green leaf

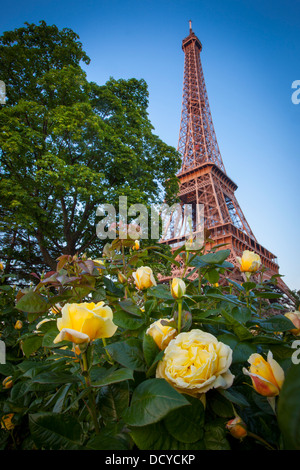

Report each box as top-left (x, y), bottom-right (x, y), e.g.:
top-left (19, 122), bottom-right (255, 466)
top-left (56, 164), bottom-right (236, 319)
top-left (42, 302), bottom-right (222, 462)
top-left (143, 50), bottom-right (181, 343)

top-left (256, 315), bottom-right (295, 332)
top-left (217, 333), bottom-right (256, 364)
top-left (29, 412), bottom-right (83, 450)
top-left (204, 422), bottom-right (231, 450)
top-left (103, 276), bottom-right (124, 297)
top-left (118, 299), bottom-right (142, 317)
top-left (21, 335), bottom-right (43, 358)
top-left (86, 424), bottom-right (131, 450)
top-left (99, 381), bottom-right (130, 422)
top-left (113, 310), bottom-right (145, 330)
top-left (221, 309), bottom-right (253, 341)
top-left (278, 364), bottom-right (300, 450)
top-left (143, 332), bottom-right (161, 368)
top-left (255, 292), bottom-right (282, 299)
top-left (190, 249), bottom-right (231, 267)
top-left (218, 388), bottom-right (250, 407)
top-left (106, 338), bottom-right (147, 371)
top-left (90, 366), bottom-right (134, 387)
top-left (123, 378), bottom-right (189, 426)
top-left (31, 371), bottom-right (81, 384)
top-left (16, 290), bottom-right (49, 319)
top-left (129, 421), bottom-right (205, 450)
top-left (148, 285), bottom-right (174, 300)
top-left (164, 395), bottom-right (205, 443)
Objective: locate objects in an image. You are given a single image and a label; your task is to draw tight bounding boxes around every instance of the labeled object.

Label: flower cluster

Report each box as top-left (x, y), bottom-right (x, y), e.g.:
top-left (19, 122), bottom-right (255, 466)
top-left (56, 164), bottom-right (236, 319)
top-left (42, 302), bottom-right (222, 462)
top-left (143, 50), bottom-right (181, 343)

top-left (0, 246), bottom-right (298, 451)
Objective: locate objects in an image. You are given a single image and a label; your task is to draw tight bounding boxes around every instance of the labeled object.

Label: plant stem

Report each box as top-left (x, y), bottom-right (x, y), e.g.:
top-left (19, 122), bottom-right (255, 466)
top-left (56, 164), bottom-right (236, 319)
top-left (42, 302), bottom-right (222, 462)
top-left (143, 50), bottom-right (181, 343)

top-left (177, 299), bottom-right (183, 333)
top-left (102, 338), bottom-right (114, 364)
top-left (81, 350), bottom-right (100, 434)
top-left (247, 431), bottom-right (275, 450)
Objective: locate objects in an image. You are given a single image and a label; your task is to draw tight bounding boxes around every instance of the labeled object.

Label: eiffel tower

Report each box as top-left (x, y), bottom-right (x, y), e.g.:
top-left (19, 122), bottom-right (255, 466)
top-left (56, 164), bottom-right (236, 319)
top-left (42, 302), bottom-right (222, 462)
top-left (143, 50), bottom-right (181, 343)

top-left (159, 21), bottom-right (291, 300)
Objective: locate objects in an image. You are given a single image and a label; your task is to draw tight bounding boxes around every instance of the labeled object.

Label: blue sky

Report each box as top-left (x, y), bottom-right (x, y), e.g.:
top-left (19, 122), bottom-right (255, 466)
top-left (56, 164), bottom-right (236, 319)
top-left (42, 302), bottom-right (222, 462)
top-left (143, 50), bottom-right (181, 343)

top-left (1, 0), bottom-right (299, 291)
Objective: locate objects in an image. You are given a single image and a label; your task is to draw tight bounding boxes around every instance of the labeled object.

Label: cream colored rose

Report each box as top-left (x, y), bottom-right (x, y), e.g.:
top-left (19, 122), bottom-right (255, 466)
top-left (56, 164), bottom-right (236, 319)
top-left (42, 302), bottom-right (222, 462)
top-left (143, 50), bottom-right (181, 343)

top-left (146, 318), bottom-right (177, 350)
top-left (156, 329), bottom-right (234, 396)
top-left (171, 278), bottom-right (186, 299)
top-left (53, 302), bottom-right (118, 345)
top-left (132, 266), bottom-right (156, 290)
top-left (237, 250), bottom-right (261, 273)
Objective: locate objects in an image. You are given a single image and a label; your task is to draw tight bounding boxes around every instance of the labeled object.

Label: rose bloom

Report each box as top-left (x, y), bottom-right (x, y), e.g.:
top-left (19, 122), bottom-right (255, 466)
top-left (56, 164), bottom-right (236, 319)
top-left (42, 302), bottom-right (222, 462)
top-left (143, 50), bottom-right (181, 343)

top-left (132, 240), bottom-right (140, 251)
top-left (226, 416), bottom-right (247, 440)
top-left (171, 278), bottom-right (186, 299)
top-left (237, 250), bottom-right (261, 273)
top-left (156, 329), bottom-right (234, 396)
top-left (53, 302), bottom-right (118, 345)
top-left (2, 376), bottom-right (13, 389)
top-left (243, 351), bottom-right (284, 397)
top-left (1, 414), bottom-right (14, 431)
top-left (146, 318), bottom-right (177, 350)
top-left (284, 311), bottom-right (300, 336)
top-left (132, 266), bottom-right (156, 290)
top-left (14, 320), bottom-right (23, 330)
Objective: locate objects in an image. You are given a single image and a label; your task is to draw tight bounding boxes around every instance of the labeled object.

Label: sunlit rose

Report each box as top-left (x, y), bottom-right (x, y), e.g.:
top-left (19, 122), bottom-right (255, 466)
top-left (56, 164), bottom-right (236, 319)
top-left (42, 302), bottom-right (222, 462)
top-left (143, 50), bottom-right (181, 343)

top-left (237, 250), bottom-right (261, 273)
top-left (171, 278), bottom-right (186, 299)
top-left (132, 240), bottom-right (140, 250)
top-left (156, 329), bottom-right (234, 396)
top-left (53, 302), bottom-right (118, 345)
top-left (146, 318), bottom-right (177, 350)
top-left (132, 266), bottom-right (156, 290)
top-left (243, 351), bottom-right (284, 397)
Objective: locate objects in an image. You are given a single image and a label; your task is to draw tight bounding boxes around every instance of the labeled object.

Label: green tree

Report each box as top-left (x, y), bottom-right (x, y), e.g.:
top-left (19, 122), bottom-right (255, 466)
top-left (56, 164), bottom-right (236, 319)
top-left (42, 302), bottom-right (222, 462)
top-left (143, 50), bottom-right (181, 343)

top-left (0, 21), bottom-right (181, 280)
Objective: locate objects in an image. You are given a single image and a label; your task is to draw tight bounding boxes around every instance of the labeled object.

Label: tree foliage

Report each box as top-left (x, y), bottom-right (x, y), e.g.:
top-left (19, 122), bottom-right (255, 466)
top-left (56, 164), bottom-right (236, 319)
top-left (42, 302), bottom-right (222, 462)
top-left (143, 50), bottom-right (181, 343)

top-left (0, 21), bottom-right (181, 280)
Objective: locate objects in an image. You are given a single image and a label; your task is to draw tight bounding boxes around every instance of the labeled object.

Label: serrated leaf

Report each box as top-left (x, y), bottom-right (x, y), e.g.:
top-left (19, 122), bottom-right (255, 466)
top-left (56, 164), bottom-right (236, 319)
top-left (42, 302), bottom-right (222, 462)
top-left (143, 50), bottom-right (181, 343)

top-left (29, 413), bottom-right (82, 450)
top-left (123, 378), bottom-right (189, 426)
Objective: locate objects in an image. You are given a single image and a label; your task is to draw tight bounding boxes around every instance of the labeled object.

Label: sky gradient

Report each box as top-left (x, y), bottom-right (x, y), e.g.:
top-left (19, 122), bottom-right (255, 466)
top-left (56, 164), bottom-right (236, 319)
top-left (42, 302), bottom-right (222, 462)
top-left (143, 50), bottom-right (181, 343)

top-left (1, 0), bottom-right (299, 290)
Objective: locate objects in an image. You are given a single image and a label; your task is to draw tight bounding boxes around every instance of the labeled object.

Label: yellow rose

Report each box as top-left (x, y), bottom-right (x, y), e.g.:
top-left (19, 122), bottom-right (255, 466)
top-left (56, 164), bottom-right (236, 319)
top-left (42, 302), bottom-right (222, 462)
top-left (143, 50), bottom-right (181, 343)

top-left (0, 262), bottom-right (3, 271)
top-left (1, 414), bottom-right (14, 431)
top-left (156, 329), bottom-right (234, 396)
top-left (132, 240), bottom-right (140, 250)
top-left (2, 376), bottom-right (13, 389)
top-left (171, 278), bottom-right (186, 299)
top-left (146, 318), bottom-right (177, 350)
top-left (14, 320), bottom-right (23, 330)
top-left (226, 416), bottom-right (247, 440)
top-left (237, 250), bottom-right (261, 273)
top-left (132, 266), bottom-right (156, 290)
top-left (53, 302), bottom-right (118, 345)
top-left (284, 311), bottom-right (300, 336)
top-left (243, 351), bottom-right (284, 397)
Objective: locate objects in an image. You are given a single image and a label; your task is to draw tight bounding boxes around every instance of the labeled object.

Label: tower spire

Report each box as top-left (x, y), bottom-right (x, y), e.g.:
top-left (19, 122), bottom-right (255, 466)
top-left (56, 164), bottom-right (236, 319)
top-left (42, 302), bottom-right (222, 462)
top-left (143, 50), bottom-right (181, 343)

top-left (178, 27), bottom-right (226, 174)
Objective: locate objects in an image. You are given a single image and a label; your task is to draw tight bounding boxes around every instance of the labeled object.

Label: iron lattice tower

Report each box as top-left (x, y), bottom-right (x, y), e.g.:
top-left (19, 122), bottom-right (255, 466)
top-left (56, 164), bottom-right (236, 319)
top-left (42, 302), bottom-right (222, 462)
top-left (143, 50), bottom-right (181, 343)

top-left (160, 22), bottom-right (291, 298)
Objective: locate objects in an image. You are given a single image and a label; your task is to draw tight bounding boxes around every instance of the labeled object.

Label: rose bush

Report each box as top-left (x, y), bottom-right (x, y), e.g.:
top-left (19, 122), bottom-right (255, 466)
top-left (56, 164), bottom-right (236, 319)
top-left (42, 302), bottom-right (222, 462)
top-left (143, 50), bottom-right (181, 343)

top-left (0, 243), bottom-right (299, 451)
